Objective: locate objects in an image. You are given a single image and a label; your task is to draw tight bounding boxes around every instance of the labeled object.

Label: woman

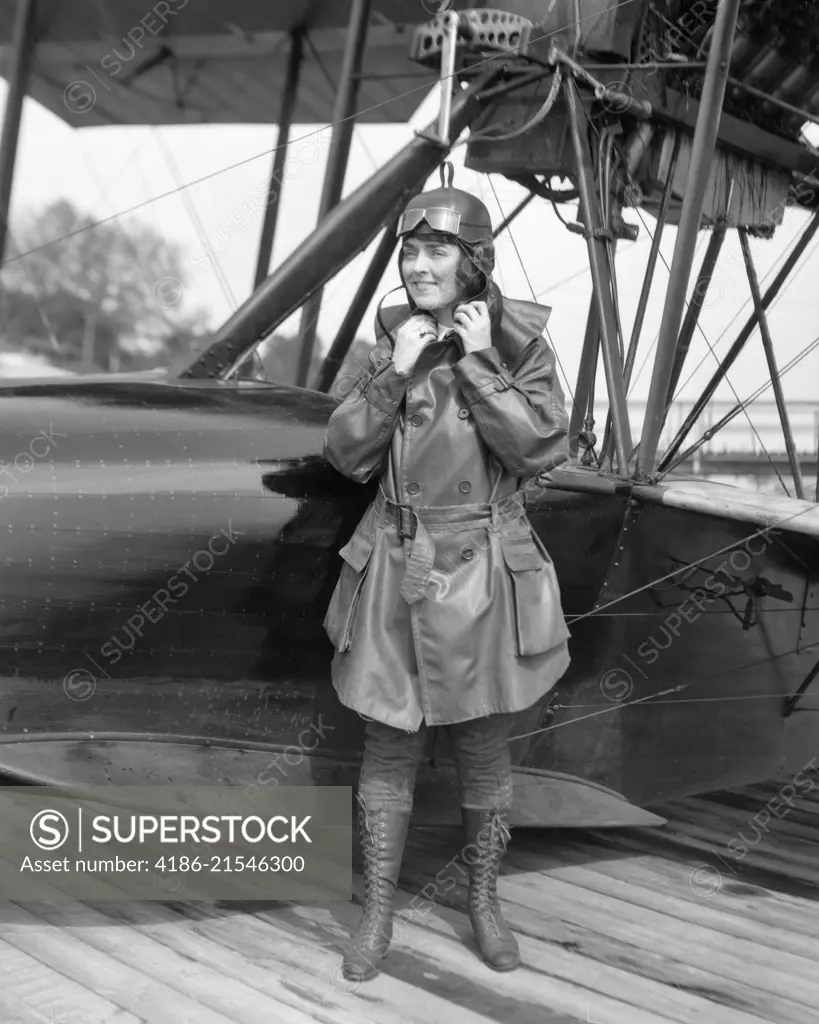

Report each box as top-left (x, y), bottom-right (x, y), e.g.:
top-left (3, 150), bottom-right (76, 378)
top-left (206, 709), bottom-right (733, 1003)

top-left (323, 183), bottom-right (572, 982)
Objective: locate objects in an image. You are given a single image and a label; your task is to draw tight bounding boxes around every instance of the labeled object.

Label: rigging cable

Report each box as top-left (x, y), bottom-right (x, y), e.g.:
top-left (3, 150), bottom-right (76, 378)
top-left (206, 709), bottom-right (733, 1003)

top-left (486, 174), bottom-right (575, 405)
top-left (634, 200), bottom-right (789, 491)
top-left (589, 113), bottom-right (791, 493)
top-left (671, 224), bottom-right (819, 399)
top-left (662, 330), bottom-right (819, 474)
top-left (152, 129), bottom-right (239, 313)
top-left (72, 130), bottom-right (193, 344)
top-left (0, 0), bottom-right (645, 267)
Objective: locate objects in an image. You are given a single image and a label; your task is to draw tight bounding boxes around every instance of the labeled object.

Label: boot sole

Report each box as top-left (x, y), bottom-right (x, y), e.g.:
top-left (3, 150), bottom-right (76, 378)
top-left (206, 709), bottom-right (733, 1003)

top-left (341, 948), bottom-right (387, 982)
top-left (481, 955), bottom-right (521, 972)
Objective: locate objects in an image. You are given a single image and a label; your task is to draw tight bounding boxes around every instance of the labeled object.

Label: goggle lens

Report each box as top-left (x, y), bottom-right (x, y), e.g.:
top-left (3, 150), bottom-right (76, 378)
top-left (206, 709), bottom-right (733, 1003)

top-left (397, 207), bottom-right (462, 236)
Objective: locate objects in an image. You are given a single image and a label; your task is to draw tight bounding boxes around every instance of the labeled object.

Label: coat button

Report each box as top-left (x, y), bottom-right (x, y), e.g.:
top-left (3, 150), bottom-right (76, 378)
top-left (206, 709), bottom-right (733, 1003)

top-left (457, 407), bottom-right (470, 419)
top-left (410, 414), bottom-right (423, 427)
top-left (462, 547), bottom-right (474, 561)
top-left (406, 482), bottom-right (420, 495)
top-left (458, 481), bottom-right (471, 493)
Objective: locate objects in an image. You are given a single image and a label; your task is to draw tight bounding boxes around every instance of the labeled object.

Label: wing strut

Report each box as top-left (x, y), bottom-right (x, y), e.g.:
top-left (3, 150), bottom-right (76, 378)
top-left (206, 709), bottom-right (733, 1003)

top-left (638, 0), bottom-right (741, 479)
top-left (739, 228), bottom-right (805, 499)
top-left (657, 210), bottom-right (819, 474)
top-left (0, 0), bottom-right (38, 266)
top-left (564, 76), bottom-right (632, 474)
top-left (253, 27), bottom-right (305, 291)
top-left (295, 0), bottom-right (372, 389)
top-left (179, 67), bottom-right (501, 380)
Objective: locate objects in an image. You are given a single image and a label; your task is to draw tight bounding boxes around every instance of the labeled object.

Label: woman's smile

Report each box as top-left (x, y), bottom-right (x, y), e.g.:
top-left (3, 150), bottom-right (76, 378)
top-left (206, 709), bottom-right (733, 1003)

top-left (401, 235), bottom-right (471, 312)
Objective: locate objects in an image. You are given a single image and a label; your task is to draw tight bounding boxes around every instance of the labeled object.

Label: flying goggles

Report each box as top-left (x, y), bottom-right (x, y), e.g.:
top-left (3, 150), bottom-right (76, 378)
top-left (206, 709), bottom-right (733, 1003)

top-left (396, 207), bottom-right (463, 237)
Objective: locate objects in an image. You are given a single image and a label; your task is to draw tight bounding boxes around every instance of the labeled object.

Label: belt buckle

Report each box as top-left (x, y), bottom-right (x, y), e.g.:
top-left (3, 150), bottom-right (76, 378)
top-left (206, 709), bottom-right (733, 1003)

top-left (398, 505), bottom-right (416, 540)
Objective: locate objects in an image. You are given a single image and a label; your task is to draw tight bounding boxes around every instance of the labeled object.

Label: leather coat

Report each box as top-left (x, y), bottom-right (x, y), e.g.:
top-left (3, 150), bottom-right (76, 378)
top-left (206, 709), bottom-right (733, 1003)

top-left (322, 280), bottom-right (572, 731)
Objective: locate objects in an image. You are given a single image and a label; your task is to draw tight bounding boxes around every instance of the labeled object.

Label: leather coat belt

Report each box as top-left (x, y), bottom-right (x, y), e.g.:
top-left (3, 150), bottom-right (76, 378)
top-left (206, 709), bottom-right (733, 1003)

top-left (374, 486), bottom-right (527, 605)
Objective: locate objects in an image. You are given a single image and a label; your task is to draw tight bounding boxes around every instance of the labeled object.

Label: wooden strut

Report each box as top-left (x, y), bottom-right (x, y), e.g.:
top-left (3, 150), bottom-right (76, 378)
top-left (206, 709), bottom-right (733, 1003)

top-left (253, 27), bottom-right (304, 291)
top-left (664, 200), bottom-right (731, 407)
top-left (597, 134), bottom-right (683, 468)
top-left (738, 228), bottom-right (805, 500)
top-left (492, 192), bottom-right (536, 240)
top-left (564, 75), bottom-right (632, 473)
top-left (0, 0), bottom-right (38, 267)
top-left (178, 70), bottom-right (501, 381)
top-left (568, 297), bottom-right (600, 460)
top-left (816, 419), bottom-right (819, 504)
top-left (657, 210), bottom-right (819, 474)
top-left (314, 215), bottom-right (400, 393)
top-left (638, 0), bottom-right (741, 479)
top-left (295, 0), bottom-right (371, 389)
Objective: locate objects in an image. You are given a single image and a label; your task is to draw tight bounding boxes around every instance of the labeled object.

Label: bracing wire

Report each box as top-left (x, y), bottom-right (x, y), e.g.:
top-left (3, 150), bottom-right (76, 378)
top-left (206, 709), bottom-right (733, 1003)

top-left (663, 330), bottom-right (819, 474)
top-left (486, 174), bottom-right (575, 405)
top-left (153, 129), bottom-right (239, 313)
top-left (584, 104), bottom-right (791, 493)
top-left (672, 223), bottom-right (819, 400)
top-left (0, 0), bottom-right (646, 268)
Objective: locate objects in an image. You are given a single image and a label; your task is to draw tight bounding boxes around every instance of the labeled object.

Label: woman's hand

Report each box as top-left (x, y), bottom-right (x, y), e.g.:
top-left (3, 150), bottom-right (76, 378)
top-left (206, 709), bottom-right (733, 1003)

top-left (392, 314), bottom-right (438, 375)
top-left (453, 301), bottom-right (492, 354)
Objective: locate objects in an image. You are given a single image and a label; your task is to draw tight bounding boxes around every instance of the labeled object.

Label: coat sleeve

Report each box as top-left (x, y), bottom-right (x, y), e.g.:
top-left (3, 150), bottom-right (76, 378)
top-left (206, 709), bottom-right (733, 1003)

top-left (451, 335), bottom-right (569, 477)
top-left (323, 336), bottom-right (408, 483)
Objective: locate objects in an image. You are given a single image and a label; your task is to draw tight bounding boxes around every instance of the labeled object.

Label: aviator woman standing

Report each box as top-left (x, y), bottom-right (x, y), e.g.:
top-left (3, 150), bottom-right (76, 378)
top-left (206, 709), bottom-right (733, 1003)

top-left (323, 183), bottom-right (572, 982)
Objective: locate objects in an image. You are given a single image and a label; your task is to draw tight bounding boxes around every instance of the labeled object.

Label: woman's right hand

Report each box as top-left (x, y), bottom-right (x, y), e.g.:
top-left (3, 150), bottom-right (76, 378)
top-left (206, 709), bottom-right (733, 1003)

top-left (392, 314), bottom-right (438, 375)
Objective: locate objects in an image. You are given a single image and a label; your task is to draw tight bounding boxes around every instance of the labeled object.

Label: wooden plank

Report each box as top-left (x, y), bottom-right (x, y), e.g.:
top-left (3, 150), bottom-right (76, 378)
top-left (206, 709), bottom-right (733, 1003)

top-left (647, 817), bottom-right (819, 887)
top-left (284, 889), bottom-right (693, 1024)
top-left (92, 898), bottom-right (455, 1024)
top-left (225, 859), bottom-right (779, 1024)
top-left (398, 833), bottom-right (815, 1024)
top-left (733, 785), bottom-right (819, 816)
top-left (0, 937), bottom-right (143, 1023)
top-left (0, 903), bottom-right (237, 1024)
top-left (592, 822), bottom-right (819, 895)
top-left (590, 823), bottom-right (819, 898)
top-left (533, 832), bottom-right (819, 943)
top-left (156, 898), bottom-right (529, 1024)
top-left (0, 990), bottom-right (59, 1024)
top-left (694, 792), bottom-right (819, 835)
top-left (339, 877), bottom-right (779, 1024)
top-left (502, 835), bottom-right (819, 960)
top-left (5, 900), bottom-right (323, 1024)
top-left (664, 799), bottom-right (819, 854)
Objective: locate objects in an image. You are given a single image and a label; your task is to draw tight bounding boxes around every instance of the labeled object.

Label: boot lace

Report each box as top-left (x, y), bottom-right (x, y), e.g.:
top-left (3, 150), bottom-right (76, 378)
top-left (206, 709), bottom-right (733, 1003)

top-left (357, 806), bottom-right (395, 947)
top-left (469, 810), bottom-right (512, 941)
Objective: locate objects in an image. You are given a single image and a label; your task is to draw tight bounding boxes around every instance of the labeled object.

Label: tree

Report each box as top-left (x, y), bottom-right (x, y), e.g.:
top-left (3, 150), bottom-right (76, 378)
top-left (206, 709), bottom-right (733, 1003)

top-left (0, 199), bottom-right (211, 373)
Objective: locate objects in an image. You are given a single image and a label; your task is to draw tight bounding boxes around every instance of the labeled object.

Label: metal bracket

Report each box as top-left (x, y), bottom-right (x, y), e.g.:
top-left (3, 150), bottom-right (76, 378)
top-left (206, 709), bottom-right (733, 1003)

top-left (548, 42), bottom-right (653, 120)
top-left (567, 221), bottom-right (617, 242)
top-left (409, 9), bottom-right (533, 69)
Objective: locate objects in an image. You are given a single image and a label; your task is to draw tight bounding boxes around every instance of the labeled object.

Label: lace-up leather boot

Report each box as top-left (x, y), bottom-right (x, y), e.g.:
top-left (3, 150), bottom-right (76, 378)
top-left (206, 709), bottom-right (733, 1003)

top-left (461, 806), bottom-right (520, 971)
top-left (342, 799), bottom-right (411, 982)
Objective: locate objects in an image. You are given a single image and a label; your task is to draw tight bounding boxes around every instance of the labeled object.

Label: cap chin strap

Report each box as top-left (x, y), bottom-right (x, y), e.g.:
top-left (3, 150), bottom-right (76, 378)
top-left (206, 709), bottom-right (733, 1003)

top-left (375, 286), bottom-right (408, 348)
top-left (376, 258), bottom-right (493, 348)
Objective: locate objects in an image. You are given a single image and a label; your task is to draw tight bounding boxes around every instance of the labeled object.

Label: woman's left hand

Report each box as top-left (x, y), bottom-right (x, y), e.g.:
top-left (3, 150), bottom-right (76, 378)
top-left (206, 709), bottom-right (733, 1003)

top-left (453, 301), bottom-right (492, 354)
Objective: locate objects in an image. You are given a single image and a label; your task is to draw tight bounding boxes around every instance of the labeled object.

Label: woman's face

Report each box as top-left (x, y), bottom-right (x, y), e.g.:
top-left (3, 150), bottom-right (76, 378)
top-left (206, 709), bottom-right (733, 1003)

top-left (400, 233), bottom-right (474, 312)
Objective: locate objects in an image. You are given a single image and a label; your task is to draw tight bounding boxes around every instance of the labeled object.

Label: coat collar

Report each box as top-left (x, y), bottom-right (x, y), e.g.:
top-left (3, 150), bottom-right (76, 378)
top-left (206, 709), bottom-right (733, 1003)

top-left (379, 278), bottom-right (552, 368)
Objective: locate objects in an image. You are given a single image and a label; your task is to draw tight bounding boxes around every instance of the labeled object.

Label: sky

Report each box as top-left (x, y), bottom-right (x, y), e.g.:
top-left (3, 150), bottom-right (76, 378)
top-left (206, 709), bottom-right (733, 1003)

top-left (1, 77), bottom-right (818, 452)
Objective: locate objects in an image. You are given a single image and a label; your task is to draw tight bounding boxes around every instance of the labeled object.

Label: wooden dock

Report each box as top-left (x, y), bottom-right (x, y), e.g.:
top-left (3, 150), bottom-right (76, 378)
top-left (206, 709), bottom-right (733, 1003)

top-left (2, 777), bottom-right (818, 1024)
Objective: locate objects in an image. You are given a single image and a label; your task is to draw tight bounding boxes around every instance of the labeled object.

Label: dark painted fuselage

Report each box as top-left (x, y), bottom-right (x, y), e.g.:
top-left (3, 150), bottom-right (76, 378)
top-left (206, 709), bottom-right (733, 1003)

top-left (0, 374), bottom-right (815, 823)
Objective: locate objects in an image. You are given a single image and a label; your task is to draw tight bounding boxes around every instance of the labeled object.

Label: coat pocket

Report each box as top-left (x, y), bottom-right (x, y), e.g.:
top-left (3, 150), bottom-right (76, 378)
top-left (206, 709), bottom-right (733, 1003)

top-left (323, 525), bottom-right (376, 652)
top-left (500, 532), bottom-right (571, 657)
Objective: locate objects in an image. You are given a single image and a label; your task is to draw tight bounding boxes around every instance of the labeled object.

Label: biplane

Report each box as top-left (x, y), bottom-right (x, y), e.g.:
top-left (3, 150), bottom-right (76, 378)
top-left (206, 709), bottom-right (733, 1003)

top-left (0, 0), bottom-right (817, 828)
